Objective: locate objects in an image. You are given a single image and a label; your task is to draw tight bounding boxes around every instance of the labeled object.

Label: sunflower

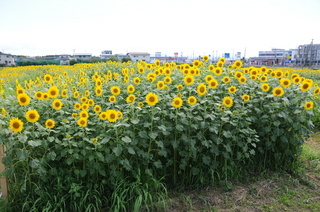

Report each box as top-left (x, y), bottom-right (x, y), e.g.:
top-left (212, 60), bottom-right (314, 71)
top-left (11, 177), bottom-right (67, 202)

top-left (74, 103), bottom-right (81, 110)
top-left (280, 79), bottom-right (291, 87)
top-left (87, 99), bottom-right (94, 106)
top-left (222, 76), bottom-right (230, 83)
top-left (193, 60), bottom-right (200, 67)
top-left (233, 60), bottom-right (242, 69)
top-left (242, 94), bottom-right (250, 102)
top-left (290, 73), bottom-right (300, 80)
top-left (43, 93), bottom-right (49, 100)
top-left (165, 68), bottom-right (171, 75)
top-left (261, 83), bottom-right (270, 92)
top-left (99, 112), bottom-right (108, 120)
top-left (52, 99), bottom-right (63, 110)
top-left (117, 111), bottom-right (123, 119)
top-left (74, 91), bottom-right (79, 98)
top-left (313, 88), bottom-right (320, 95)
top-left (16, 87), bottom-right (25, 95)
top-left (9, 117), bottom-right (24, 132)
top-left (48, 86), bottom-right (59, 98)
top-left (176, 84), bottom-right (183, 90)
top-left (35, 91), bottom-right (43, 100)
top-left (109, 96), bottom-right (117, 103)
top-left (228, 86), bottom-right (237, 94)
top-left (138, 67), bottom-right (145, 74)
top-left (214, 68), bottom-right (223, 76)
top-left (94, 87), bottom-right (102, 96)
top-left (45, 119), bottom-right (55, 129)
top-left (61, 89), bottom-right (68, 98)
top-left (184, 75), bottom-right (194, 86)
top-left (219, 58), bottom-right (226, 63)
top-left (260, 76), bottom-right (268, 82)
top-left (164, 76), bottom-right (172, 84)
top-left (202, 55), bottom-right (209, 62)
top-left (304, 101), bottom-right (314, 110)
top-left (107, 110), bottom-right (117, 122)
top-left (80, 111), bottom-right (89, 119)
top-left (138, 102), bottom-right (144, 107)
top-left (272, 87), bottom-right (285, 97)
top-left (222, 96), bottom-right (233, 108)
top-left (92, 138), bottom-right (98, 143)
top-left (188, 96), bottom-right (197, 105)
top-left (146, 92), bottom-right (159, 106)
top-left (133, 77), bottom-right (140, 84)
top-left (197, 83), bottom-right (207, 96)
top-left (17, 93), bottom-right (30, 106)
top-left (110, 86), bottom-right (121, 95)
top-left (82, 104), bottom-right (89, 111)
top-left (234, 71), bottom-right (243, 79)
top-left (26, 109), bottom-right (40, 123)
top-left (126, 94), bottom-right (136, 103)
top-left (77, 118), bottom-right (87, 127)
top-left (96, 80), bottom-right (102, 87)
top-left (94, 105), bottom-right (102, 113)
top-left (80, 96), bottom-right (88, 104)
top-left (300, 82), bottom-right (312, 92)
top-left (85, 90), bottom-right (90, 97)
top-left (239, 77), bottom-right (247, 84)
top-left (44, 74), bottom-right (53, 83)
top-left (1, 107), bottom-right (6, 117)
top-left (205, 75), bottom-right (214, 83)
top-left (208, 79), bottom-right (219, 89)
top-left (172, 97), bottom-right (183, 108)
top-left (293, 77), bottom-right (302, 84)
top-left (127, 85), bottom-right (135, 93)
top-left (157, 81), bottom-right (165, 90)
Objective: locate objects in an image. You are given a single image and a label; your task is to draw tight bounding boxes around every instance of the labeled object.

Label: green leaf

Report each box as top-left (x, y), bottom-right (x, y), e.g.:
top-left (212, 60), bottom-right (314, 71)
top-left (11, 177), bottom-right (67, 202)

top-left (273, 120), bottom-right (281, 127)
top-left (153, 160), bottom-right (162, 168)
top-left (121, 136), bottom-right (132, 143)
top-left (127, 147), bottom-right (135, 155)
top-left (138, 131), bottom-right (149, 138)
top-left (148, 132), bottom-right (158, 139)
top-left (222, 130), bottom-right (232, 138)
top-left (80, 170), bottom-right (87, 177)
top-left (202, 156), bottom-right (211, 165)
top-left (17, 149), bottom-right (28, 160)
top-left (113, 146), bottom-right (123, 157)
top-left (176, 124), bottom-right (184, 131)
top-left (28, 140), bottom-right (42, 147)
top-left (30, 159), bottom-right (40, 169)
top-left (96, 152), bottom-right (104, 162)
top-left (120, 158), bottom-right (132, 171)
top-left (130, 118), bottom-right (139, 124)
top-left (47, 151), bottom-right (56, 161)
top-left (66, 158), bottom-right (73, 165)
top-left (155, 141), bottom-right (164, 148)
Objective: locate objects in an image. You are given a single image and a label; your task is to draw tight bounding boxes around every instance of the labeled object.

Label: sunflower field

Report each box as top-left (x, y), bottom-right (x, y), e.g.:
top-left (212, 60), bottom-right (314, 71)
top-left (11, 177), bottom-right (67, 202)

top-left (0, 60), bottom-right (319, 211)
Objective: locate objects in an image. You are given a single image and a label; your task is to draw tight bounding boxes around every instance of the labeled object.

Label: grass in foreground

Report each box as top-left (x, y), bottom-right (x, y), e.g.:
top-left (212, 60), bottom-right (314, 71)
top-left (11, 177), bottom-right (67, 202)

top-left (158, 133), bottom-right (320, 212)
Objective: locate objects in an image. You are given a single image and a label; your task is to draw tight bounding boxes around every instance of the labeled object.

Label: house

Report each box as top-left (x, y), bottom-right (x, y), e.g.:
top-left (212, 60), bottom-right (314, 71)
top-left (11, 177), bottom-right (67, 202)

top-left (73, 53), bottom-right (92, 60)
top-left (0, 52), bottom-right (16, 66)
top-left (58, 54), bottom-right (71, 65)
top-left (128, 52), bottom-right (150, 63)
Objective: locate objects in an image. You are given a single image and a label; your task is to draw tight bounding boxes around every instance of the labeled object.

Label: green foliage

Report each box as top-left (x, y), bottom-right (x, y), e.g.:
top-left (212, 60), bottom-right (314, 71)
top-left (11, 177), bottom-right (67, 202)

top-left (0, 62), bottom-right (319, 210)
top-left (17, 60), bottom-right (60, 66)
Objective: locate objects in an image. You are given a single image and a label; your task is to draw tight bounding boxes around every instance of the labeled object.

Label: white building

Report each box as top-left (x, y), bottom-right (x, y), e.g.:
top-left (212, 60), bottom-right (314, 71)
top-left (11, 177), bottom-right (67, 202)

top-left (0, 52), bottom-right (16, 66)
top-left (128, 52), bottom-right (150, 62)
top-left (73, 53), bottom-right (92, 60)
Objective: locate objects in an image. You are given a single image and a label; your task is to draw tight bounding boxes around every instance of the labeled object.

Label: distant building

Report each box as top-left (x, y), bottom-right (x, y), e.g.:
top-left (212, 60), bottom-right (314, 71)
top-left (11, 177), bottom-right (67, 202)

top-left (58, 54), bottom-right (71, 65)
top-left (0, 52), bottom-right (16, 66)
top-left (128, 52), bottom-right (150, 62)
top-left (249, 48), bottom-right (297, 66)
top-left (73, 53), bottom-right (92, 60)
top-left (100, 50), bottom-right (113, 59)
top-left (295, 43), bottom-right (320, 66)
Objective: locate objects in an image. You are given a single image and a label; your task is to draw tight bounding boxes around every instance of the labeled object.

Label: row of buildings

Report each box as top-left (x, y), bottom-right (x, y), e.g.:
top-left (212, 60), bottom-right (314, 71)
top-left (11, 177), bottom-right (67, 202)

top-left (1, 43), bottom-right (320, 67)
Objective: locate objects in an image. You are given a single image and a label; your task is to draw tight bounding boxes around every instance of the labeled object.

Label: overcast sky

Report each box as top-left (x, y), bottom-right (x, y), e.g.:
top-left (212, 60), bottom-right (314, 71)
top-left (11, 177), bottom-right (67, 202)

top-left (1, 0), bottom-right (320, 58)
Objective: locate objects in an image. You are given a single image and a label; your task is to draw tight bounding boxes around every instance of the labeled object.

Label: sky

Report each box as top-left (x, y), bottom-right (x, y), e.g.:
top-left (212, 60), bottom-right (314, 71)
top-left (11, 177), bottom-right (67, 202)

top-left (1, 0), bottom-right (320, 59)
